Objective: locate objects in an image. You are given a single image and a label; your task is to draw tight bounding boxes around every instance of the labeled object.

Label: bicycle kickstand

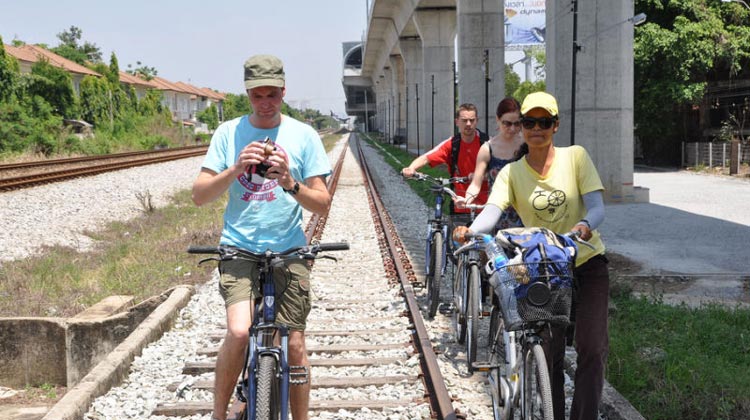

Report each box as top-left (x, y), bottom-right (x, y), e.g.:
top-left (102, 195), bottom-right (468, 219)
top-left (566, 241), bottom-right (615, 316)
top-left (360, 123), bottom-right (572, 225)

top-left (289, 365), bottom-right (309, 385)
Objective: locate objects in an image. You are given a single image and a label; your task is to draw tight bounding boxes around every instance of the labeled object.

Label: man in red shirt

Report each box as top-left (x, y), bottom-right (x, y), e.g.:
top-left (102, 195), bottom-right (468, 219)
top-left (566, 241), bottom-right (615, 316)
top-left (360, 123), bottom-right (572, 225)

top-left (401, 103), bottom-right (490, 220)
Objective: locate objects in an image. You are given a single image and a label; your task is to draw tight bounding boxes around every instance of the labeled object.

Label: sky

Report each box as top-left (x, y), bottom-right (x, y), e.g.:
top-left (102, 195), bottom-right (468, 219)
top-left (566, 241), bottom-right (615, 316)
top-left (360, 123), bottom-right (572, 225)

top-left (0, 0), bottom-right (368, 117)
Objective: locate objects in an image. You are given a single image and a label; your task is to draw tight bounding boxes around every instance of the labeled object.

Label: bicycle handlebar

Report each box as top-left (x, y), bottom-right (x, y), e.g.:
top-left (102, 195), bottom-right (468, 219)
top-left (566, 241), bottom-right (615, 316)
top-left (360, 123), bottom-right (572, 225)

top-left (407, 172), bottom-right (471, 186)
top-left (187, 242), bottom-right (350, 263)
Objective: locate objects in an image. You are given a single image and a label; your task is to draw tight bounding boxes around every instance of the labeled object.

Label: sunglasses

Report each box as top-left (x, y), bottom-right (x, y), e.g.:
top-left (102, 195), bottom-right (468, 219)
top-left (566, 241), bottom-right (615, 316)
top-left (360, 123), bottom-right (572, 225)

top-left (521, 116), bottom-right (557, 130)
top-left (500, 120), bottom-right (522, 128)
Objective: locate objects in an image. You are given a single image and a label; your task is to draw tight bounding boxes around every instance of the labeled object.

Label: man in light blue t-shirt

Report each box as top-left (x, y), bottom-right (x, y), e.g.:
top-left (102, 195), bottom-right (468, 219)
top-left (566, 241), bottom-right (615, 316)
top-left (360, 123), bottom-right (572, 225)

top-left (192, 54), bottom-right (331, 420)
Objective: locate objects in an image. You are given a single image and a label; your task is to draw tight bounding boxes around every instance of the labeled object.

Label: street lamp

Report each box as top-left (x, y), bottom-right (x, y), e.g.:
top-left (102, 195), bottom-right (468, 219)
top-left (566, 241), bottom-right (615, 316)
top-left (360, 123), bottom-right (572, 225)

top-left (722, 0), bottom-right (750, 11)
top-left (570, 2), bottom-right (647, 145)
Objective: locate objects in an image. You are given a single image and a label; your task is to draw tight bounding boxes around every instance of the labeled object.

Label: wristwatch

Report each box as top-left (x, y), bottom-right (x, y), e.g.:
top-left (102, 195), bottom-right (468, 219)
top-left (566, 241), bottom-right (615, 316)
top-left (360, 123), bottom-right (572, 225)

top-left (283, 180), bottom-right (300, 196)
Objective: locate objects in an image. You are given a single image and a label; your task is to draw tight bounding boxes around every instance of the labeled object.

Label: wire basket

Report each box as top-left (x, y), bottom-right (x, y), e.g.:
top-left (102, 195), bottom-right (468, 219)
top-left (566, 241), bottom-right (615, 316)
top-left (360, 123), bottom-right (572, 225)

top-left (489, 260), bottom-right (574, 331)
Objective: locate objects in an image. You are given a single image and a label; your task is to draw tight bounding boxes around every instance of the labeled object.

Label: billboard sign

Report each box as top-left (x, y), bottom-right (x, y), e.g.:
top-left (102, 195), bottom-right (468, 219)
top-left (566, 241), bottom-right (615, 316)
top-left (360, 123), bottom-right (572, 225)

top-left (504, 0), bottom-right (546, 51)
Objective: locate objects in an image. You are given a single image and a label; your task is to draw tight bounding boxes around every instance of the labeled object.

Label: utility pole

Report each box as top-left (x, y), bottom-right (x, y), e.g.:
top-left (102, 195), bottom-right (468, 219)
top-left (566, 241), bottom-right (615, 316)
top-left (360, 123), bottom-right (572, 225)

top-left (431, 74), bottom-right (435, 149)
top-left (483, 49), bottom-right (490, 135)
top-left (452, 61), bottom-right (458, 136)
top-left (570, 0), bottom-right (580, 146)
top-left (416, 83), bottom-right (421, 155)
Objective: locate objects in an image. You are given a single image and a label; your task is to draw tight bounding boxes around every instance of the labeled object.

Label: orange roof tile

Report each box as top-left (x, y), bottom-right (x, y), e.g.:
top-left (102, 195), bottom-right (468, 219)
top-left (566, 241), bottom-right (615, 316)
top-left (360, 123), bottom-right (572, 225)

top-left (119, 71), bottom-right (159, 89)
top-left (4, 43), bottom-right (101, 77)
top-left (151, 76), bottom-right (185, 93)
top-left (199, 87), bottom-right (226, 101)
top-left (174, 81), bottom-right (208, 97)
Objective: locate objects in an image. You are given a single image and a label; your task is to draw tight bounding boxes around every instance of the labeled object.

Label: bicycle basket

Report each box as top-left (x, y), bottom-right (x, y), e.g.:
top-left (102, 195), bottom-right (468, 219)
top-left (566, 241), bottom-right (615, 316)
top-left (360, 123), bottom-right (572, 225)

top-left (491, 260), bottom-right (573, 331)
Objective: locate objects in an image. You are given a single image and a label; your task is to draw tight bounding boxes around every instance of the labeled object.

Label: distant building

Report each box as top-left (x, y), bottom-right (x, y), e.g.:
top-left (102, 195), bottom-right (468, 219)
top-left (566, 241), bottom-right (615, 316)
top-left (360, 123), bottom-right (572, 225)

top-left (4, 43), bottom-right (225, 129)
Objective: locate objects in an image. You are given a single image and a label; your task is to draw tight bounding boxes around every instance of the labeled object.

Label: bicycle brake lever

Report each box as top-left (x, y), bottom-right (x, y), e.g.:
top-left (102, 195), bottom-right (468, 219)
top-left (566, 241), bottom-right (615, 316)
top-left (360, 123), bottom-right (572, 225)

top-left (197, 256), bottom-right (222, 265)
top-left (319, 255), bottom-right (338, 262)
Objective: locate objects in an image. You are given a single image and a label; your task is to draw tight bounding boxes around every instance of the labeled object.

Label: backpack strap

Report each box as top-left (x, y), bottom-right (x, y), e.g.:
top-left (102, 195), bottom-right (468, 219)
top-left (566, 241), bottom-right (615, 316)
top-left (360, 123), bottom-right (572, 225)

top-left (450, 130), bottom-right (488, 177)
top-left (450, 134), bottom-right (461, 177)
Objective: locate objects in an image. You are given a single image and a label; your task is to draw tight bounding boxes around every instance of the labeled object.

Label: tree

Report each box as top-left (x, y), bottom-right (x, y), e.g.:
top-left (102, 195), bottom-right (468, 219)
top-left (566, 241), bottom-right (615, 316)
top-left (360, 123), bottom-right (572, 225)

top-left (222, 93), bottom-right (252, 120)
top-left (634, 0), bottom-right (750, 164)
top-left (197, 105), bottom-right (219, 130)
top-left (24, 59), bottom-right (78, 118)
top-left (51, 26), bottom-right (102, 64)
top-left (0, 36), bottom-right (20, 102)
top-left (504, 64), bottom-right (521, 98)
top-left (126, 61), bottom-right (158, 80)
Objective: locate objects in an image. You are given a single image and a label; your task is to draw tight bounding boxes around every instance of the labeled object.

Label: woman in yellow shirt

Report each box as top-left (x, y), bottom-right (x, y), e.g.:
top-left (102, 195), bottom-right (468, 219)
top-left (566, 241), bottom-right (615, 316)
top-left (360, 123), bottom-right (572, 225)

top-left (453, 91), bottom-right (609, 420)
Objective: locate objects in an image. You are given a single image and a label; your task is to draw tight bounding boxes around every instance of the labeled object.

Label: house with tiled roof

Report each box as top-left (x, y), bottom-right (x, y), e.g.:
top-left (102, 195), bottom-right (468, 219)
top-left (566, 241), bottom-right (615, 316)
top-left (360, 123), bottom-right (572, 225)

top-left (150, 76), bottom-right (194, 123)
top-left (118, 71), bottom-right (159, 100)
top-left (4, 43), bottom-right (102, 95)
top-left (5, 42), bottom-right (225, 130)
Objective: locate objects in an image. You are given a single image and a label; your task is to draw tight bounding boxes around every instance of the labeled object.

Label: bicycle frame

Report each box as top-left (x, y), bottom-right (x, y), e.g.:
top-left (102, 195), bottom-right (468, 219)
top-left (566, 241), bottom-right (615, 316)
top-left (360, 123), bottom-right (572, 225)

top-left (424, 184), bottom-right (450, 280)
top-left (244, 256), bottom-right (291, 420)
top-left (188, 243), bottom-right (348, 420)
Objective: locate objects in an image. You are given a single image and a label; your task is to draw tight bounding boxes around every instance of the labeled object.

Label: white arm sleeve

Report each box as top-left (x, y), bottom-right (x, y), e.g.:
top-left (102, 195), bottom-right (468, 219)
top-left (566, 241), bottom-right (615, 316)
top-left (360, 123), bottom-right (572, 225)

top-left (581, 190), bottom-right (605, 229)
top-left (468, 204), bottom-right (503, 234)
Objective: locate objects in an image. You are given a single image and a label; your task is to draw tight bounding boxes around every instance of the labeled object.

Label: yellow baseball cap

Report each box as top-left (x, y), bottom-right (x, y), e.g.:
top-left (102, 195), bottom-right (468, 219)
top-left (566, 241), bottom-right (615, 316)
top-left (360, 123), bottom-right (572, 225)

top-left (520, 91), bottom-right (559, 117)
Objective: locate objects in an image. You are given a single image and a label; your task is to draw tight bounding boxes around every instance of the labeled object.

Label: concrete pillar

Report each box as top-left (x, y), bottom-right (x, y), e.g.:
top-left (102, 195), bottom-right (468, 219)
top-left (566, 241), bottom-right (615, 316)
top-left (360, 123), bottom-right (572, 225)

top-left (413, 8), bottom-right (457, 150)
top-left (547, 0), bottom-right (636, 202)
top-left (457, 0), bottom-right (505, 137)
top-left (389, 54), bottom-right (406, 146)
top-left (399, 36), bottom-right (423, 154)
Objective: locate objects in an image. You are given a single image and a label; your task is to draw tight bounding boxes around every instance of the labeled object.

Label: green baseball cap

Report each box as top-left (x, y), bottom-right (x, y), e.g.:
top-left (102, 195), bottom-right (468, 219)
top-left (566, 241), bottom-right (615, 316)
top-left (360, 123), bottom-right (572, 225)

top-left (244, 54), bottom-right (285, 90)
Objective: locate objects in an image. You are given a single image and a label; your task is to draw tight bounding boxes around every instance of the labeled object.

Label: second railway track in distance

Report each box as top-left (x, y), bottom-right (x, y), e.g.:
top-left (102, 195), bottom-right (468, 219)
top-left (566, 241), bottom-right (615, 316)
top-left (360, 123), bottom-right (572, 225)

top-left (0, 145), bottom-right (208, 191)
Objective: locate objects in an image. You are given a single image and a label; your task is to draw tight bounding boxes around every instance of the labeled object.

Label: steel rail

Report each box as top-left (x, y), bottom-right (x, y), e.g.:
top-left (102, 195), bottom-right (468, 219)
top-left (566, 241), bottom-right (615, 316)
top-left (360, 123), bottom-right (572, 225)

top-left (352, 133), bottom-right (460, 420)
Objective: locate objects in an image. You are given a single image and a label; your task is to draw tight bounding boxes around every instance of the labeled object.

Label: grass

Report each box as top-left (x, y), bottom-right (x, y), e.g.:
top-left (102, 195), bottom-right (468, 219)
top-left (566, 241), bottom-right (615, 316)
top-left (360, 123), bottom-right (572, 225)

top-left (360, 133), bottom-right (451, 211)
top-left (608, 293), bottom-right (750, 419)
top-left (364, 134), bottom-right (750, 420)
top-left (0, 189), bottom-right (225, 317)
top-left (0, 131), bottom-right (345, 318)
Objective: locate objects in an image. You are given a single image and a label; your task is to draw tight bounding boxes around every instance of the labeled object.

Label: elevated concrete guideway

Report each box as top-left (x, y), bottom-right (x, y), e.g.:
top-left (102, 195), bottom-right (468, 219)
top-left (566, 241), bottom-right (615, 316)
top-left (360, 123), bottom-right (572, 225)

top-left (342, 0), bottom-right (646, 202)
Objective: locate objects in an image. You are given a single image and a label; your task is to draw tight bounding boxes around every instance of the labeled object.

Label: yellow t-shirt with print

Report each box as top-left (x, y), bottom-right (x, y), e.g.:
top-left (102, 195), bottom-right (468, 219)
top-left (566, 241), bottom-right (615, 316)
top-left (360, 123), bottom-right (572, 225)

top-left (487, 145), bottom-right (605, 266)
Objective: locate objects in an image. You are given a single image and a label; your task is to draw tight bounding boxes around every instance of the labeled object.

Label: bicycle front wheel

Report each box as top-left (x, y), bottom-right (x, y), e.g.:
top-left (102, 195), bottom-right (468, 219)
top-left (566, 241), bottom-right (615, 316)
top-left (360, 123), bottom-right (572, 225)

top-left (453, 254), bottom-right (468, 344)
top-left (466, 263), bottom-right (480, 373)
top-left (521, 343), bottom-right (553, 420)
top-left (255, 354), bottom-right (281, 420)
top-left (426, 231), bottom-right (443, 319)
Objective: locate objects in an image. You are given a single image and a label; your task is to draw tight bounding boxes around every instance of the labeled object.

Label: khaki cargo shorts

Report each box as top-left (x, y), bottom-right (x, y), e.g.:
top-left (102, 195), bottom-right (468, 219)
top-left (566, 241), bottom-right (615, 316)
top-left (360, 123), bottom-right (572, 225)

top-left (218, 258), bottom-right (311, 331)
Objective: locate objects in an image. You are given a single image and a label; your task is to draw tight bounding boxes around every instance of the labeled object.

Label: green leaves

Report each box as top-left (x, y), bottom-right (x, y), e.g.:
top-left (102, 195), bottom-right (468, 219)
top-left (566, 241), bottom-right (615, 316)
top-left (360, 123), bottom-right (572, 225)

top-left (634, 0), bottom-right (750, 164)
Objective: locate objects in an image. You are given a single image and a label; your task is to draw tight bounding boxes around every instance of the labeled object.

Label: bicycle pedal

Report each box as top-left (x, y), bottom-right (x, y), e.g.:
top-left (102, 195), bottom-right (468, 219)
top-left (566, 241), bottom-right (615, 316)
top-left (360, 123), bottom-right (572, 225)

top-left (438, 302), bottom-right (454, 315)
top-left (471, 361), bottom-right (502, 372)
top-left (290, 365), bottom-right (309, 385)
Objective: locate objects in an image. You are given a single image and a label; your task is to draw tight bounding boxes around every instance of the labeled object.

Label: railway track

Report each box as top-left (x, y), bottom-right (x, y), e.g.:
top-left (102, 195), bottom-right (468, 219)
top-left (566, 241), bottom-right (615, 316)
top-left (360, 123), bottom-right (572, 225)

top-left (0, 145), bottom-right (208, 191)
top-left (101, 134), bottom-right (464, 419)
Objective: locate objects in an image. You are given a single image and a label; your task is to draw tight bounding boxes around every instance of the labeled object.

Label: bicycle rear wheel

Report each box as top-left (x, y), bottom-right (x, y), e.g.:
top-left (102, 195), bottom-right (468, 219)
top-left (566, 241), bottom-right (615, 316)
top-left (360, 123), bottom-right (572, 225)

top-left (426, 231), bottom-right (443, 319)
top-left (255, 354), bottom-right (281, 420)
top-left (466, 264), bottom-right (480, 372)
top-left (521, 343), bottom-right (553, 420)
top-left (452, 254), bottom-right (468, 344)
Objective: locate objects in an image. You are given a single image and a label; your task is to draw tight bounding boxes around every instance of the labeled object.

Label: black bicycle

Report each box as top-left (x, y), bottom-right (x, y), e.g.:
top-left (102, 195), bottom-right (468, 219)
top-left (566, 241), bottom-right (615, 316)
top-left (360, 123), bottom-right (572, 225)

top-left (188, 242), bottom-right (349, 420)
top-left (406, 172), bottom-right (470, 318)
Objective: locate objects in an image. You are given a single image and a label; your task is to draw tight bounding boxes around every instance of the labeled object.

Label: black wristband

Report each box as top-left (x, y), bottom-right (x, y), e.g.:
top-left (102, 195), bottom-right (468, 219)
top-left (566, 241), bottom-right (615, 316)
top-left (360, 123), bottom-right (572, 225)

top-left (577, 219), bottom-right (591, 229)
top-left (283, 180), bottom-right (300, 195)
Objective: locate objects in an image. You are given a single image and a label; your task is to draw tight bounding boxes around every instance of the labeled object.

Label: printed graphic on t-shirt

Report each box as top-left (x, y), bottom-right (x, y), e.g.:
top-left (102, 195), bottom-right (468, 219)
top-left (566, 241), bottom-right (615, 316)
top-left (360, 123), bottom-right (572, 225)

top-left (235, 143), bottom-right (287, 202)
top-left (531, 188), bottom-right (568, 223)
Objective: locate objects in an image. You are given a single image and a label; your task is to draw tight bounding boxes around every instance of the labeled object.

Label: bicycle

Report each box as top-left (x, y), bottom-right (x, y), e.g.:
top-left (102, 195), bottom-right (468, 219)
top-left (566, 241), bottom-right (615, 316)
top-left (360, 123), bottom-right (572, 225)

top-left (462, 228), bottom-right (584, 420)
top-left (450, 203), bottom-right (485, 373)
top-left (406, 172), bottom-right (470, 319)
top-left (188, 241), bottom-right (349, 420)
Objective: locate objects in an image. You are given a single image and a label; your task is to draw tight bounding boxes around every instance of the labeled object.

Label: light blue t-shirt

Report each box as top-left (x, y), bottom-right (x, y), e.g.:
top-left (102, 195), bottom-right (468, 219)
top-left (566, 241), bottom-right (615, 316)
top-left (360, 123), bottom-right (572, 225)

top-left (201, 115), bottom-right (331, 253)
